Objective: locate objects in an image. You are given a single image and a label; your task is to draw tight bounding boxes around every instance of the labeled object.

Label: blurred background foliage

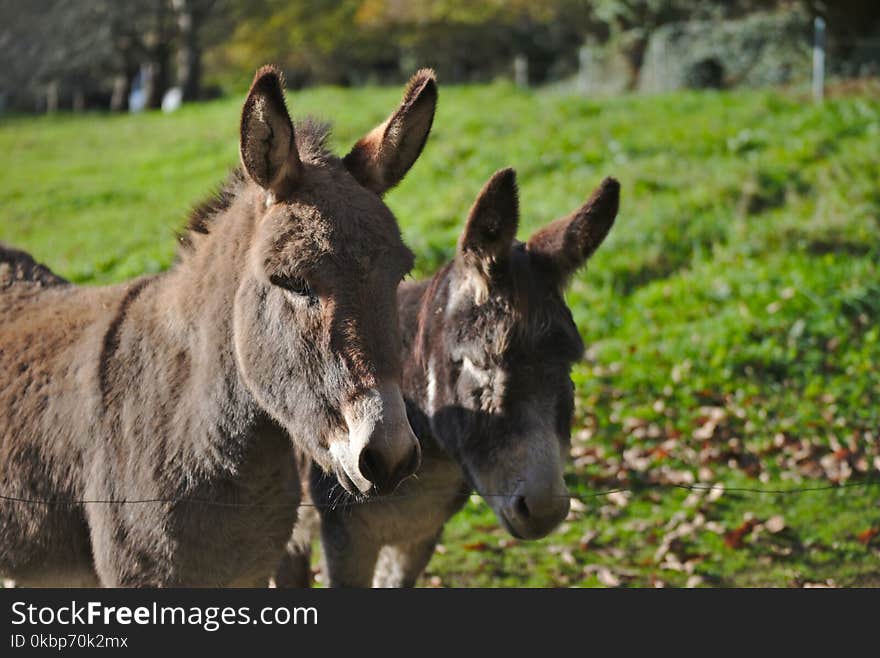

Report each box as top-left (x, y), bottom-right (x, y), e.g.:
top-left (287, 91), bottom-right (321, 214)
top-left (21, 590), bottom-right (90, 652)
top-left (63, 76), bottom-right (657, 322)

top-left (2, 1), bottom-right (879, 112)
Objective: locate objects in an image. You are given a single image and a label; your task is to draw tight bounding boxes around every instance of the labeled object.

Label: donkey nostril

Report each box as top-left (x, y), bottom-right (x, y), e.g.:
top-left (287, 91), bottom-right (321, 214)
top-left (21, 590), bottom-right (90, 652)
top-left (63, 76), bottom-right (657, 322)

top-left (515, 495), bottom-right (531, 520)
top-left (382, 444), bottom-right (420, 493)
top-left (402, 443), bottom-right (421, 478)
top-left (358, 447), bottom-right (387, 487)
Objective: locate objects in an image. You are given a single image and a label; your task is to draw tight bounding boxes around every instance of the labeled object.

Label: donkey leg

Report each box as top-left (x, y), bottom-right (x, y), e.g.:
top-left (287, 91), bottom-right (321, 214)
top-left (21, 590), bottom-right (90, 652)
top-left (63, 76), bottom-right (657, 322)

top-left (273, 497), bottom-right (318, 587)
top-left (273, 526), bottom-right (313, 588)
top-left (372, 533), bottom-right (440, 588)
top-left (320, 514), bottom-right (380, 588)
top-left (85, 503), bottom-right (170, 587)
top-left (274, 547), bottom-right (311, 588)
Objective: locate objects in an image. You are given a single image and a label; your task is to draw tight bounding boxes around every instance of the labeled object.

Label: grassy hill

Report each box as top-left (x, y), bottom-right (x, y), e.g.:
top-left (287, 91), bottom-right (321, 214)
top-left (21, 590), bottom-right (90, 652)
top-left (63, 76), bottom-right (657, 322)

top-left (1, 83), bottom-right (878, 587)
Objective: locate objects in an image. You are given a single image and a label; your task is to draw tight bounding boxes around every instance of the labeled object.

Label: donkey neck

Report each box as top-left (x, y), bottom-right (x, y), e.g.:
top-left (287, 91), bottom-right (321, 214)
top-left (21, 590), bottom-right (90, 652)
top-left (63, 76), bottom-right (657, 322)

top-left (115, 185), bottom-right (268, 459)
top-left (161, 185), bottom-right (263, 328)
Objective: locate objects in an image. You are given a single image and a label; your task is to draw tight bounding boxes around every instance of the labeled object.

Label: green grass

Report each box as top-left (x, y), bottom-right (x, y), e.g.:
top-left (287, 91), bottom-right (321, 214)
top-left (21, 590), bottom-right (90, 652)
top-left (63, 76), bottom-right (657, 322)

top-left (2, 83), bottom-right (879, 587)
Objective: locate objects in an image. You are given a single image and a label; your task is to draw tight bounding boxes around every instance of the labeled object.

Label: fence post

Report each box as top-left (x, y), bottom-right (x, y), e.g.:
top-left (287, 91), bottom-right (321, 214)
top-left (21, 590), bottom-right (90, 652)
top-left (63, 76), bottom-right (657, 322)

top-left (578, 45), bottom-right (593, 94)
top-left (46, 81), bottom-right (59, 113)
top-left (514, 55), bottom-right (528, 88)
top-left (813, 16), bottom-right (825, 103)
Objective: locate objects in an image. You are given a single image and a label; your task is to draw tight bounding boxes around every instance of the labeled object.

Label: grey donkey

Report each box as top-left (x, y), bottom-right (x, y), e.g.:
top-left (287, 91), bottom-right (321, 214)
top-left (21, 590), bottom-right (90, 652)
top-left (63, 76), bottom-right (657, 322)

top-left (275, 168), bottom-right (620, 587)
top-left (0, 65), bottom-right (438, 586)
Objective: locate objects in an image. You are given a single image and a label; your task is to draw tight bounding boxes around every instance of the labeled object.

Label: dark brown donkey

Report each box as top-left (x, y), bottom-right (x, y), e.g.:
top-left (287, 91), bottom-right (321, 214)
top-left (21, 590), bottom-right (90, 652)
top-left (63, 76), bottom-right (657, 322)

top-left (276, 169), bottom-right (620, 587)
top-left (0, 65), bottom-right (437, 586)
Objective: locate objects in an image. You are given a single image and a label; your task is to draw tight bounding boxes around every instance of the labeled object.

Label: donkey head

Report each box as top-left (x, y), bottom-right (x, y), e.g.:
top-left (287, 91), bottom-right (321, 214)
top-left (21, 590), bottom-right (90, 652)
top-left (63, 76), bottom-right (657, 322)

top-left (418, 169), bottom-right (619, 538)
top-left (234, 66), bottom-right (437, 495)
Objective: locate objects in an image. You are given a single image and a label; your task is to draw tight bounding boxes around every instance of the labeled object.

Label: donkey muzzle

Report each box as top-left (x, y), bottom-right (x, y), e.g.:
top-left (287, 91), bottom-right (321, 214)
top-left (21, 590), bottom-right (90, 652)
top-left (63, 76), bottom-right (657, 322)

top-left (337, 382), bottom-right (421, 495)
top-left (502, 479), bottom-right (570, 540)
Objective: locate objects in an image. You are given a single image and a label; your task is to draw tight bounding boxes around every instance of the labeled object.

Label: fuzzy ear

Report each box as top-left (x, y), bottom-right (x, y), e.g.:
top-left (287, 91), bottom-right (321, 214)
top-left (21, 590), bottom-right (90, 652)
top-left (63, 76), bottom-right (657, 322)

top-left (456, 168), bottom-right (519, 283)
top-left (240, 65), bottom-right (302, 196)
top-left (526, 177), bottom-right (620, 284)
top-left (344, 69), bottom-right (437, 195)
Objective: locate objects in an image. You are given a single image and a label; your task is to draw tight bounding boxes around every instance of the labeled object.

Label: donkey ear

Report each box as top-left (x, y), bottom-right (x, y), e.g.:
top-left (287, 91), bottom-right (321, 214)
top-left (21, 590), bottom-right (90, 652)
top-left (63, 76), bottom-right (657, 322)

top-left (457, 168), bottom-right (519, 280)
top-left (526, 177), bottom-right (620, 284)
top-left (240, 65), bottom-right (302, 195)
top-left (344, 69), bottom-right (437, 195)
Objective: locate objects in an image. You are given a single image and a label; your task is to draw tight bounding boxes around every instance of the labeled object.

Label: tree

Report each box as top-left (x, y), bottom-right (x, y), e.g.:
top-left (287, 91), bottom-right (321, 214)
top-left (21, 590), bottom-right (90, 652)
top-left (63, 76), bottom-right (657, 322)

top-left (171, 0), bottom-right (218, 101)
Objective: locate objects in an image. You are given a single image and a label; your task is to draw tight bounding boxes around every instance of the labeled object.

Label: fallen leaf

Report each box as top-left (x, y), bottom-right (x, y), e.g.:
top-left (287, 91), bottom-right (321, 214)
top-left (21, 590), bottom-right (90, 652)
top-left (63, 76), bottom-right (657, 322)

top-left (597, 567), bottom-right (620, 587)
top-left (579, 530), bottom-right (599, 550)
top-left (706, 483), bottom-right (725, 502)
top-left (463, 541), bottom-right (490, 552)
top-left (606, 490), bottom-right (631, 508)
top-left (686, 575), bottom-right (704, 588)
top-left (724, 519), bottom-right (758, 549)
top-left (765, 516), bottom-right (786, 534)
top-left (596, 546), bottom-right (626, 560)
top-left (857, 527), bottom-right (879, 545)
top-left (661, 554), bottom-right (684, 571)
top-left (683, 492), bottom-right (702, 508)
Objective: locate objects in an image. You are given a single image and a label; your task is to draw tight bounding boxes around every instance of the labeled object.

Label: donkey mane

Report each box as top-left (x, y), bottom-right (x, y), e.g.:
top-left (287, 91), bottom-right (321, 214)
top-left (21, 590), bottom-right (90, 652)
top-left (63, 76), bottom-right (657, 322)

top-left (181, 168), bottom-right (248, 246)
top-left (0, 243), bottom-right (68, 290)
top-left (179, 119), bottom-right (334, 252)
top-left (412, 262), bottom-right (453, 367)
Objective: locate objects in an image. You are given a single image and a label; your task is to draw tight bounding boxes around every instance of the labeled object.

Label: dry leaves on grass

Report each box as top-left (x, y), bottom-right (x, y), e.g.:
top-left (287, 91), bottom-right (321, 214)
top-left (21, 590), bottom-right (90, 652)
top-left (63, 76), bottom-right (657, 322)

top-left (572, 388), bottom-right (880, 493)
top-left (857, 527), bottom-right (879, 545)
top-left (583, 564), bottom-right (632, 587)
top-left (724, 514), bottom-right (792, 549)
top-left (462, 541), bottom-right (491, 552)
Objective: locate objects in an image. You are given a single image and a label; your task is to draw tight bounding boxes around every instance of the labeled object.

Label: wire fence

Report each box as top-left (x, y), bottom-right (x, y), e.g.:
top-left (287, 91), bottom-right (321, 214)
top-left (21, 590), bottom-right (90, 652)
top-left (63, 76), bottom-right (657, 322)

top-left (2, 478), bottom-right (878, 509)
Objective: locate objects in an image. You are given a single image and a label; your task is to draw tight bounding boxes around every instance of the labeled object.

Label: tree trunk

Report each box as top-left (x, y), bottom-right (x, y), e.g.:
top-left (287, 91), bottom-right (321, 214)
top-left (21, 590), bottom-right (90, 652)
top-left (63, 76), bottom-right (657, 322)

top-left (109, 31), bottom-right (139, 112)
top-left (143, 0), bottom-right (172, 109)
top-left (174, 0), bottom-right (202, 102)
top-left (143, 58), bottom-right (169, 109)
top-left (46, 81), bottom-right (59, 113)
top-left (110, 73), bottom-right (132, 112)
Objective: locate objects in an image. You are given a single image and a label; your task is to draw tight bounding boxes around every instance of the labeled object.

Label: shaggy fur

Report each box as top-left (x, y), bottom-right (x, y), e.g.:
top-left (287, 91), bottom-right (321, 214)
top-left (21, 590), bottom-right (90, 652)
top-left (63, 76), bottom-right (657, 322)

top-left (0, 65), bottom-right (437, 586)
top-left (275, 171), bottom-right (620, 587)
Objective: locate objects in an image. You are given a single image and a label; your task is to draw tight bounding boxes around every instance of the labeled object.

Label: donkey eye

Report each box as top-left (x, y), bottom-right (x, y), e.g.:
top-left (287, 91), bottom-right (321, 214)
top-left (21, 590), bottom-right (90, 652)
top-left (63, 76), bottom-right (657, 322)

top-left (270, 274), bottom-right (315, 300)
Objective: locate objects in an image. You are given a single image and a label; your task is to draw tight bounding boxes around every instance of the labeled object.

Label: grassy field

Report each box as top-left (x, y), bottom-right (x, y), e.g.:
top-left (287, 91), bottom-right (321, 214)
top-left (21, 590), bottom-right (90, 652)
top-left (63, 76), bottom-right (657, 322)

top-left (1, 82), bottom-right (879, 587)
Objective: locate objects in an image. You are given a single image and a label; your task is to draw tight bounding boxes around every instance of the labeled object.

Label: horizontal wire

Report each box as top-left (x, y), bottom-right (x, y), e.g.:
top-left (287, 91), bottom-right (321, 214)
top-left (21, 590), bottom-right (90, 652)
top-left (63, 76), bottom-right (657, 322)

top-left (0, 479), bottom-right (877, 509)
